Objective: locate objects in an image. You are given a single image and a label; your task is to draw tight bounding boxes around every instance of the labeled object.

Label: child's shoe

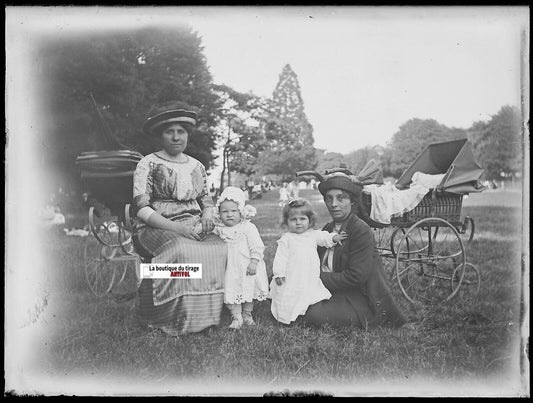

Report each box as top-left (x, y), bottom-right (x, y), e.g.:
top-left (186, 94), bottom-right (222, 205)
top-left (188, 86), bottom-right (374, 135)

top-left (229, 316), bottom-right (243, 329)
top-left (242, 311), bottom-right (255, 326)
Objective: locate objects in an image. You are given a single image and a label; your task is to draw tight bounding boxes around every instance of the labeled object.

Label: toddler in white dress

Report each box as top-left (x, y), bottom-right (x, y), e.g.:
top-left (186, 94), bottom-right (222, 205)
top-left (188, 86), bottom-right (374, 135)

top-left (269, 198), bottom-right (347, 324)
top-left (213, 186), bottom-right (269, 329)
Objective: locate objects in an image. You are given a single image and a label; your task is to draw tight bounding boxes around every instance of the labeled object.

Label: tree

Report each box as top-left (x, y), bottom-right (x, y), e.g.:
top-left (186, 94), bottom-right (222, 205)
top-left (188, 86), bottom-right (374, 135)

top-left (387, 118), bottom-right (467, 177)
top-left (257, 64), bottom-right (318, 178)
top-left (315, 152), bottom-right (347, 173)
top-left (37, 25), bottom-right (222, 198)
top-left (271, 64), bottom-right (315, 147)
top-left (344, 146), bottom-right (383, 176)
top-left (132, 27), bottom-right (221, 167)
top-left (256, 142), bottom-right (318, 182)
top-left (212, 84), bottom-right (268, 190)
top-left (468, 105), bottom-right (522, 179)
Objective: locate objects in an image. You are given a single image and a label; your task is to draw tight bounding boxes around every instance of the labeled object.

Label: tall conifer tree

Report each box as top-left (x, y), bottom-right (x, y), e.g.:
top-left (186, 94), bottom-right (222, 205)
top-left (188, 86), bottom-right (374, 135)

top-left (257, 64), bottom-right (317, 178)
top-left (271, 64), bottom-right (315, 148)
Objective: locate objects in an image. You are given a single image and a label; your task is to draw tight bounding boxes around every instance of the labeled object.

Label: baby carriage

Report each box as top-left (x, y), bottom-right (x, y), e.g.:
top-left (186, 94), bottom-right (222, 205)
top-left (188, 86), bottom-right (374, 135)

top-left (298, 138), bottom-right (485, 305)
top-left (76, 149), bottom-right (144, 296)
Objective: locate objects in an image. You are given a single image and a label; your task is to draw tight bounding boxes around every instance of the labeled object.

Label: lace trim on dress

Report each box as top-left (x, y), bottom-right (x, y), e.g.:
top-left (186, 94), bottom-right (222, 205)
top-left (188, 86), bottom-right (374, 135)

top-left (228, 291), bottom-right (268, 304)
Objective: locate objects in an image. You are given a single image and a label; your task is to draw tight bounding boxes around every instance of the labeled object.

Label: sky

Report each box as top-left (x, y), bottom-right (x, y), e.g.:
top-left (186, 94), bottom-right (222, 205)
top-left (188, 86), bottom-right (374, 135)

top-left (187, 7), bottom-right (528, 154)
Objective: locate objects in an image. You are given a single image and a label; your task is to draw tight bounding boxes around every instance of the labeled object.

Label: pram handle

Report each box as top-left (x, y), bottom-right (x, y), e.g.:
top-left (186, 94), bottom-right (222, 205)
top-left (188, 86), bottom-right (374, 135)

top-left (324, 167), bottom-right (354, 176)
top-left (295, 171), bottom-right (324, 182)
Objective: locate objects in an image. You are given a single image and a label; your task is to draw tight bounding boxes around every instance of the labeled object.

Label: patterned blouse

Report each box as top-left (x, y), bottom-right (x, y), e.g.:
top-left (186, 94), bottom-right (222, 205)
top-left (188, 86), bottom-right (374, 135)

top-left (133, 152), bottom-right (211, 222)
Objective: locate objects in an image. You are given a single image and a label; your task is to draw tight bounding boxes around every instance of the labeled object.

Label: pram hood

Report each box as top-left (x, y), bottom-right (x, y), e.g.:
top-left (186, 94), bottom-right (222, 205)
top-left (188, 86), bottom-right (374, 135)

top-left (76, 149), bottom-right (144, 212)
top-left (296, 139), bottom-right (485, 195)
top-left (75, 149), bottom-right (143, 178)
top-left (395, 139), bottom-right (485, 194)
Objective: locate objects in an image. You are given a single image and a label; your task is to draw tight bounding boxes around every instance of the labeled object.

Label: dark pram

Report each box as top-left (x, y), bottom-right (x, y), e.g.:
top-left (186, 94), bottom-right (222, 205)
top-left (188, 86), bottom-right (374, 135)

top-left (75, 149), bottom-right (143, 297)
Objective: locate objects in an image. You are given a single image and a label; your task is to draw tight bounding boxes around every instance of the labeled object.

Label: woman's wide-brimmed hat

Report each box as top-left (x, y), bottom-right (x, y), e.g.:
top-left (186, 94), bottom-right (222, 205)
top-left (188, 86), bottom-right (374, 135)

top-left (318, 173), bottom-right (364, 199)
top-left (143, 109), bottom-right (197, 135)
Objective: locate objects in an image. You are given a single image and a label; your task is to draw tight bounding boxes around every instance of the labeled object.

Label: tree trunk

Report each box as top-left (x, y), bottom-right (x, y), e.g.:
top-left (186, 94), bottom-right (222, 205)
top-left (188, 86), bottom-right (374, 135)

top-left (220, 146), bottom-right (227, 191)
top-left (227, 151), bottom-right (232, 187)
top-left (220, 123), bottom-right (233, 191)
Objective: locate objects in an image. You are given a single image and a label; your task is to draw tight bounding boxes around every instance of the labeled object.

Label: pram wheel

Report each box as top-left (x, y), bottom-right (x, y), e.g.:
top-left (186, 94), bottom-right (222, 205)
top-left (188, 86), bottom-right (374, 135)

top-left (373, 227), bottom-right (406, 282)
top-left (457, 216), bottom-right (475, 247)
top-left (395, 218), bottom-right (466, 305)
top-left (452, 262), bottom-right (480, 300)
top-left (84, 221), bottom-right (129, 296)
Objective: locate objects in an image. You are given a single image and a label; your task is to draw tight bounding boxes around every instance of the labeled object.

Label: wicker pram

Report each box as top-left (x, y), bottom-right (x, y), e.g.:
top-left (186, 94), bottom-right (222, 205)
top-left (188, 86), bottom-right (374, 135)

top-left (359, 138), bottom-right (485, 227)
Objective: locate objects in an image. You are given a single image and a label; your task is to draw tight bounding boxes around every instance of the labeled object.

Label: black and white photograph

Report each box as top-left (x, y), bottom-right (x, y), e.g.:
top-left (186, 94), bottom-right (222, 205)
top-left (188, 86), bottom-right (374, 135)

top-left (5, 5), bottom-right (529, 397)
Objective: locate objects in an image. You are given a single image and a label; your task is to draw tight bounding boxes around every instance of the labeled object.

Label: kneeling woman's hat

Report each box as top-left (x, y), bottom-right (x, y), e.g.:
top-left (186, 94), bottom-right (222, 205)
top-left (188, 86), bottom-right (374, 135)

top-left (143, 109), bottom-right (197, 135)
top-left (318, 173), bottom-right (363, 199)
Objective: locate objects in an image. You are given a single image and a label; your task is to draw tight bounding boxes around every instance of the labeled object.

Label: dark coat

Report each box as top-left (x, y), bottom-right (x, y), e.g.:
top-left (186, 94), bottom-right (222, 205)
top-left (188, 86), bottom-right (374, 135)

top-left (316, 213), bottom-right (407, 329)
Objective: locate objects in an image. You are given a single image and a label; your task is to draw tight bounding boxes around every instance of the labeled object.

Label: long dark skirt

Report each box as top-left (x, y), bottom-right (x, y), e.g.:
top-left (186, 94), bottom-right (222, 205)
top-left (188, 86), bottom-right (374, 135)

top-left (301, 289), bottom-right (406, 329)
top-left (301, 290), bottom-right (374, 329)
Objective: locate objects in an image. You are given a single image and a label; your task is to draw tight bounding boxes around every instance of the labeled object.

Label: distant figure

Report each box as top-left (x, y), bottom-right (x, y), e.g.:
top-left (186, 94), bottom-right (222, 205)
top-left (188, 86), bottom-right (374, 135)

top-left (209, 183), bottom-right (217, 204)
top-left (242, 186), bottom-right (250, 201)
top-left (491, 180), bottom-right (498, 190)
top-left (247, 178), bottom-right (254, 200)
top-left (279, 182), bottom-right (290, 207)
top-left (287, 181), bottom-right (295, 199)
top-left (291, 180), bottom-right (300, 198)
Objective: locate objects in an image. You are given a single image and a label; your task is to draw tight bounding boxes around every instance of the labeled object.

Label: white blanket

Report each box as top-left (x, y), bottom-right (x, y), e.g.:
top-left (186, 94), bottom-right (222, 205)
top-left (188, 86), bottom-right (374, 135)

top-left (364, 172), bottom-right (445, 224)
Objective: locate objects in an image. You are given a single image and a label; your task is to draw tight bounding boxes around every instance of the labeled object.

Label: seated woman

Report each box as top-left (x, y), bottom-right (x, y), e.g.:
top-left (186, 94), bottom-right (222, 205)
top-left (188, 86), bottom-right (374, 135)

top-left (133, 103), bottom-right (227, 336)
top-left (301, 174), bottom-right (407, 329)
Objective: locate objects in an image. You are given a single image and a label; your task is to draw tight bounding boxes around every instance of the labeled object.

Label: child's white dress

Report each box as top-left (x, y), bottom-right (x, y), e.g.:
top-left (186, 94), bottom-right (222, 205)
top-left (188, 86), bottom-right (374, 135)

top-left (214, 220), bottom-right (269, 304)
top-left (269, 229), bottom-right (336, 324)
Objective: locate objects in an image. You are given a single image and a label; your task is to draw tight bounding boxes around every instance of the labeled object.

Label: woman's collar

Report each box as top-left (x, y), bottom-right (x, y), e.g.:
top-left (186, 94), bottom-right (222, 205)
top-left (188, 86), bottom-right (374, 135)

top-left (155, 151), bottom-right (189, 163)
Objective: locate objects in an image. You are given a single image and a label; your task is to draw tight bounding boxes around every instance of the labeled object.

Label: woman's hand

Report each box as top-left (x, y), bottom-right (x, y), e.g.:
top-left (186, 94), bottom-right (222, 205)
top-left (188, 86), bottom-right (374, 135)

top-left (172, 222), bottom-right (201, 241)
top-left (143, 210), bottom-right (201, 240)
top-left (201, 208), bottom-right (215, 233)
top-left (246, 259), bottom-right (259, 276)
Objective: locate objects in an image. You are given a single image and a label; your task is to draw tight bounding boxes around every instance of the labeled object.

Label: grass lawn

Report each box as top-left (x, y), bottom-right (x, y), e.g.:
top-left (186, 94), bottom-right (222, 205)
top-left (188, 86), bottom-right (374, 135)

top-left (7, 188), bottom-right (527, 396)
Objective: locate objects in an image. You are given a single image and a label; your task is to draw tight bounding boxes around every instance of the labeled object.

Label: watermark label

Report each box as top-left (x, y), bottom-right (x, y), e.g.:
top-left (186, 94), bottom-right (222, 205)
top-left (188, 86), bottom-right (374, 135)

top-left (140, 263), bottom-right (202, 279)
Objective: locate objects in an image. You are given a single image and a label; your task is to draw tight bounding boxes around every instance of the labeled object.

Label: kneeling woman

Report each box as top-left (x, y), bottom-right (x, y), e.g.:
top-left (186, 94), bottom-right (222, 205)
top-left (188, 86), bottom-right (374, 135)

top-left (133, 104), bottom-right (227, 336)
top-left (302, 174), bottom-right (407, 329)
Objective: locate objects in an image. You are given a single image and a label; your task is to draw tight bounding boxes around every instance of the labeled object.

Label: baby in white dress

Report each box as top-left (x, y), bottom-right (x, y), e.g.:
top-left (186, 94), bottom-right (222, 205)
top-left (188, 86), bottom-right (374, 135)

top-left (269, 198), bottom-right (348, 324)
top-left (213, 187), bottom-right (269, 329)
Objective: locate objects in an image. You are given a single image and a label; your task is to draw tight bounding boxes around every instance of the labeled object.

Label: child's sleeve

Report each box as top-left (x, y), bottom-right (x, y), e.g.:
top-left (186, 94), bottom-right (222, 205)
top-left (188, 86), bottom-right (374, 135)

top-left (245, 222), bottom-right (265, 261)
top-left (272, 235), bottom-right (289, 278)
top-left (314, 230), bottom-right (338, 248)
